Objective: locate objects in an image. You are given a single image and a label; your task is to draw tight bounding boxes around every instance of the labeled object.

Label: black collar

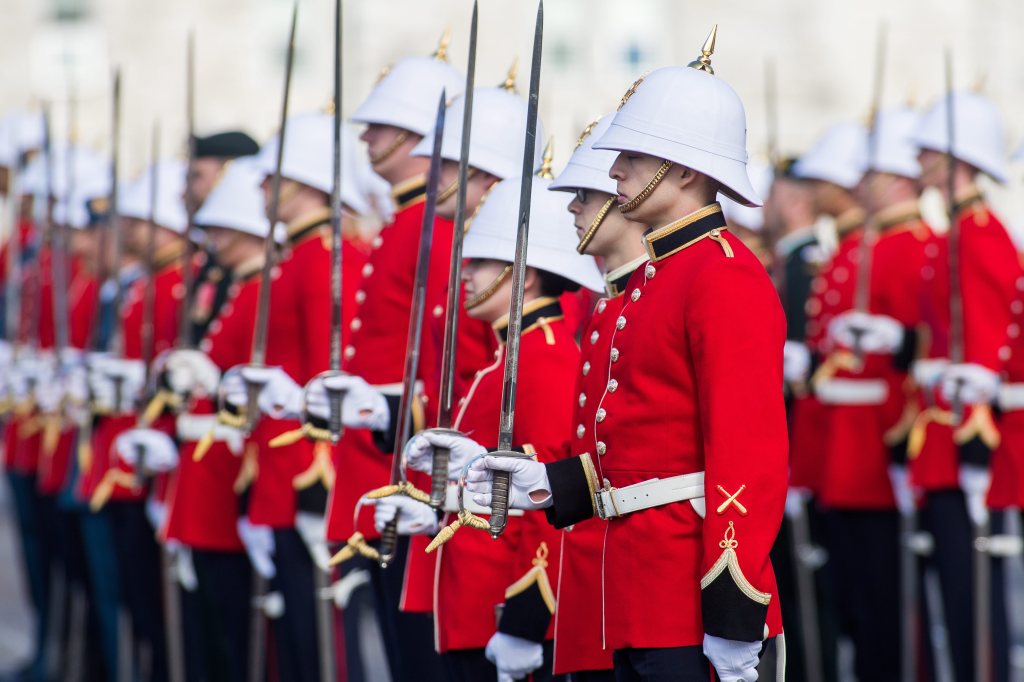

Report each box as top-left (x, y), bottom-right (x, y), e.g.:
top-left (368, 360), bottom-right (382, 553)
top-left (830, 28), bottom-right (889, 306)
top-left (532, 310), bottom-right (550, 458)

top-left (643, 204), bottom-right (728, 262)
top-left (286, 210), bottom-right (331, 247)
top-left (493, 298), bottom-right (564, 344)
top-left (392, 177), bottom-right (428, 211)
top-left (604, 255), bottom-right (648, 297)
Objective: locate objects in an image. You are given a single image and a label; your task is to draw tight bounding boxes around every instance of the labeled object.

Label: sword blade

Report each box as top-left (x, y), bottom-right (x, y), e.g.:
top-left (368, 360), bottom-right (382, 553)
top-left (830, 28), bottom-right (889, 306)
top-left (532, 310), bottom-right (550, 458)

top-left (250, 1), bottom-right (299, 368)
top-left (436, 0), bottom-right (478, 430)
top-left (140, 124), bottom-right (160, 379)
top-left (329, 0), bottom-right (344, 372)
top-left (108, 70), bottom-right (125, 356)
top-left (177, 31), bottom-right (198, 348)
top-left (489, 1), bottom-right (544, 539)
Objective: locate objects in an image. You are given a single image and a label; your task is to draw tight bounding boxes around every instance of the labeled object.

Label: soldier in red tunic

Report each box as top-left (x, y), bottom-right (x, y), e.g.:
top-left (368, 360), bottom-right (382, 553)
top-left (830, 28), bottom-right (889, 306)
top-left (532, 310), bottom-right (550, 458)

top-left (389, 165), bottom-right (603, 680)
top-left (543, 112), bottom-right (649, 681)
top-left (467, 34), bottom-right (789, 681)
top-left (908, 90), bottom-right (1020, 682)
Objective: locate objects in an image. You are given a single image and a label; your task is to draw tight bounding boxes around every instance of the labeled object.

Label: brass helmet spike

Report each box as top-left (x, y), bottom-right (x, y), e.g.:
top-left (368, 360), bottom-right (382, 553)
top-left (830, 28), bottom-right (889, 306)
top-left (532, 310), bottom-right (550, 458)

top-left (574, 117), bottom-right (601, 152)
top-left (538, 137), bottom-right (555, 179)
top-left (502, 58), bottom-right (519, 93)
top-left (374, 63), bottom-right (393, 85)
top-left (973, 71), bottom-right (987, 93)
top-left (687, 24), bottom-right (718, 75)
top-left (324, 97), bottom-right (336, 115)
top-left (433, 28), bottom-right (452, 62)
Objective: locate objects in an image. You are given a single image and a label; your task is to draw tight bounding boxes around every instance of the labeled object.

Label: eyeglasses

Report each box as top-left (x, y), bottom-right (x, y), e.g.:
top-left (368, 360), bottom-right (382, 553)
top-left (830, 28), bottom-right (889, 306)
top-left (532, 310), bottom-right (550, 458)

top-left (574, 188), bottom-right (589, 204)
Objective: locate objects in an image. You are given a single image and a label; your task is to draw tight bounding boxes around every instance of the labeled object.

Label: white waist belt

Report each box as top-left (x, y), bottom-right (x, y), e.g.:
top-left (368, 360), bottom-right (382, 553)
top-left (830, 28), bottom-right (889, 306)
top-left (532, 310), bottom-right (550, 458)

top-left (595, 471), bottom-right (705, 521)
top-left (816, 378), bottom-right (888, 406)
top-left (177, 414), bottom-right (225, 442)
top-left (999, 384), bottom-right (1024, 411)
top-left (443, 485), bottom-right (523, 517)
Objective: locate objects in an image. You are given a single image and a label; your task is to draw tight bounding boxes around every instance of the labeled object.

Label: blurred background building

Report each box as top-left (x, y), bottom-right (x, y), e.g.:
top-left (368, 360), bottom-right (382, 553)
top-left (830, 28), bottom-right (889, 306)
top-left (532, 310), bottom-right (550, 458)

top-left (2, 0), bottom-right (1024, 228)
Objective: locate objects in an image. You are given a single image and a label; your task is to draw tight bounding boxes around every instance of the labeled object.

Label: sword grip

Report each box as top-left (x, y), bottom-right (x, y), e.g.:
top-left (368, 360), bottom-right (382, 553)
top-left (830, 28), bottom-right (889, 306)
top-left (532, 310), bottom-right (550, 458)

top-left (488, 469), bottom-right (511, 539)
top-left (429, 446), bottom-right (451, 509)
top-left (326, 387), bottom-right (344, 443)
top-left (243, 379), bottom-right (262, 435)
top-left (378, 518), bottom-right (399, 569)
top-left (134, 443), bottom-right (148, 488)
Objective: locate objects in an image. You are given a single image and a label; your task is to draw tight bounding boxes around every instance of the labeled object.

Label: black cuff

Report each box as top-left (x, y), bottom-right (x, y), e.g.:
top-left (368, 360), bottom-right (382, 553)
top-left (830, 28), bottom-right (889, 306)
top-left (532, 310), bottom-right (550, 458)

top-left (236, 486), bottom-right (251, 517)
top-left (893, 326), bottom-right (918, 372)
top-left (497, 581), bottom-right (554, 643)
top-left (543, 457), bottom-right (597, 529)
top-left (959, 438), bottom-right (992, 468)
top-left (372, 394), bottom-right (402, 455)
top-left (701, 570), bottom-right (769, 642)
top-left (889, 437), bottom-right (910, 466)
top-left (296, 482), bottom-right (329, 514)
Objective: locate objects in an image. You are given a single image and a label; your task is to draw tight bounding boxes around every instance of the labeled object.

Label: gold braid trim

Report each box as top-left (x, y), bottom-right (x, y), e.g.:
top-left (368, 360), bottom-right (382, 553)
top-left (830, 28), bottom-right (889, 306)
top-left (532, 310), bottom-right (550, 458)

top-left (465, 265), bottom-right (513, 310)
top-left (699, 522), bottom-right (772, 606)
top-left (232, 443), bottom-right (259, 494)
top-left (364, 480), bottom-right (431, 504)
top-left (619, 160), bottom-right (673, 213)
top-left (370, 130), bottom-right (410, 165)
top-left (292, 442), bottom-right (336, 491)
top-left (41, 415), bottom-right (63, 458)
top-left (217, 409), bottom-right (248, 429)
top-left (329, 532), bottom-right (380, 566)
top-left (425, 509), bottom-right (490, 553)
top-left (953, 404), bottom-right (1001, 450)
top-left (437, 168), bottom-right (477, 205)
top-left (576, 197), bottom-right (615, 254)
top-left (89, 469), bottom-right (141, 512)
top-left (810, 350), bottom-right (860, 389)
top-left (77, 422), bottom-right (94, 473)
top-left (504, 542), bottom-right (556, 613)
top-left (907, 408), bottom-right (955, 460)
top-left (141, 389), bottom-right (177, 426)
top-left (192, 429), bottom-right (216, 462)
top-left (268, 421), bottom-right (335, 448)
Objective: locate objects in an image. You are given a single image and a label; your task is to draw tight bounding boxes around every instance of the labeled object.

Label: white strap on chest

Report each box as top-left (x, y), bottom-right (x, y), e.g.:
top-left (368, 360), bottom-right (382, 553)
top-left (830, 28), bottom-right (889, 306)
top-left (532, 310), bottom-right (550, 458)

top-left (595, 471), bottom-right (705, 520)
top-left (815, 378), bottom-right (888, 405)
top-left (998, 383), bottom-right (1024, 411)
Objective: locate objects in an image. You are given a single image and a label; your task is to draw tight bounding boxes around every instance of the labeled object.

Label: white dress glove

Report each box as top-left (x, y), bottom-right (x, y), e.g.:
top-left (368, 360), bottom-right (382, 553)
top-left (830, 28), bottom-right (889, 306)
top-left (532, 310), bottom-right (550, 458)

top-left (485, 632), bottom-right (544, 681)
top-left (911, 358), bottom-right (949, 391)
top-left (240, 366), bottom-right (303, 419)
top-left (941, 363), bottom-right (1000, 405)
top-left (828, 311), bottom-right (905, 354)
top-left (91, 357), bottom-right (146, 413)
top-left (237, 518), bottom-right (276, 579)
top-left (888, 464), bottom-right (916, 516)
top-left (115, 428), bottom-right (180, 473)
top-left (164, 349), bottom-right (221, 396)
top-left (35, 379), bottom-right (65, 414)
top-left (294, 512), bottom-right (332, 572)
top-left (959, 464), bottom-right (991, 527)
top-left (465, 455), bottom-right (553, 511)
top-left (370, 495), bottom-right (439, 536)
top-left (782, 340), bottom-right (811, 384)
top-left (305, 373), bottom-right (390, 431)
top-left (703, 634), bottom-right (762, 682)
top-left (403, 429), bottom-right (488, 479)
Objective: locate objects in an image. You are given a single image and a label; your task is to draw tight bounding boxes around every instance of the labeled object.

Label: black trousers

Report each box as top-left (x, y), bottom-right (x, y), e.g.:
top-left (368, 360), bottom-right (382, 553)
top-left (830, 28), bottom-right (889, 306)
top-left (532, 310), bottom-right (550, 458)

top-left (612, 647), bottom-right (717, 682)
top-left (6, 471), bottom-right (48, 679)
top-left (918, 489), bottom-right (975, 682)
top-left (107, 500), bottom-right (168, 682)
top-left (989, 509), bottom-right (1013, 682)
top-left (269, 528), bottom-right (321, 682)
top-left (569, 670), bottom-right (617, 682)
top-left (823, 509), bottom-right (901, 681)
top-left (369, 535), bottom-right (445, 682)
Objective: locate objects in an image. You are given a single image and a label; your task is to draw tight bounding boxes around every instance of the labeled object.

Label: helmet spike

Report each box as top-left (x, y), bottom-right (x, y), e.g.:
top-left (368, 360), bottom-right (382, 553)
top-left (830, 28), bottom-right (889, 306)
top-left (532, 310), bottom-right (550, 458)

top-left (502, 58), bottom-right (519, 92)
top-left (687, 24), bottom-right (718, 75)
top-left (433, 28), bottom-right (452, 61)
top-left (538, 137), bottom-right (555, 179)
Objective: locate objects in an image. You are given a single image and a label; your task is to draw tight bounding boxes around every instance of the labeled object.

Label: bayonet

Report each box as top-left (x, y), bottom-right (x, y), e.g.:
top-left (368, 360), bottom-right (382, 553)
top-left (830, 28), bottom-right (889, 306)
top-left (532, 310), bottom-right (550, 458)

top-left (378, 90), bottom-right (447, 568)
top-left (241, 1), bottom-right (298, 434)
top-left (487, 0), bottom-right (544, 539)
top-left (429, 0), bottom-right (478, 509)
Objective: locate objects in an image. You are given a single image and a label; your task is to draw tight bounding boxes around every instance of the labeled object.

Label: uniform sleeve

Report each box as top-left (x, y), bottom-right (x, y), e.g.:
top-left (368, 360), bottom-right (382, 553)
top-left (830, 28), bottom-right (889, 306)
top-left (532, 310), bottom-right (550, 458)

top-left (687, 255), bottom-right (788, 642)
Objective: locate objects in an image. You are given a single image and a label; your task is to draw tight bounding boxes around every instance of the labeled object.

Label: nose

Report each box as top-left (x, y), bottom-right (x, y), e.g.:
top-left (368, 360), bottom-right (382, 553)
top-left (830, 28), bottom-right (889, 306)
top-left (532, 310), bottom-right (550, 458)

top-left (609, 153), bottom-right (626, 181)
top-left (359, 126), bottom-right (373, 144)
top-left (567, 198), bottom-right (582, 216)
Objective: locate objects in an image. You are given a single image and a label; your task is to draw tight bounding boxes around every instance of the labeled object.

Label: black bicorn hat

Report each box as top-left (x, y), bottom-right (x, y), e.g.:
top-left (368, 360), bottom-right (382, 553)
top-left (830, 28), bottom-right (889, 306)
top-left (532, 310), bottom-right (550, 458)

top-left (193, 131), bottom-right (260, 159)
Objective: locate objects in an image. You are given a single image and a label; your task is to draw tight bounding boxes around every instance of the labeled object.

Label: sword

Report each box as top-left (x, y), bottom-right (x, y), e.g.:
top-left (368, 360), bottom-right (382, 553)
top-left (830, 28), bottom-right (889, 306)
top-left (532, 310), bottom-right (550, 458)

top-left (785, 497), bottom-right (825, 682)
top-left (377, 90), bottom-right (447, 568)
top-left (239, 1), bottom-right (298, 435)
top-left (87, 71), bottom-right (119, 354)
top-left (176, 31), bottom-right (198, 350)
top-left (429, 0), bottom-right (478, 509)
top-left (486, 0), bottom-right (543, 540)
top-left (848, 22), bottom-right (887, 367)
top-left (44, 105), bottom-right (73, 362)
top-left (3, 116), bottom-right (28, 348)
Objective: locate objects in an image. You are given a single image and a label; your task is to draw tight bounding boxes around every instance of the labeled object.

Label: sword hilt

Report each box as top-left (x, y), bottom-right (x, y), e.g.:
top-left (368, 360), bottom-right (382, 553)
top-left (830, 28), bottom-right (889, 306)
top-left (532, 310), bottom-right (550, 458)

top-left (951, 376), bottom-right (966, 426)
top-left (326, 387), bottom-right (344, 443)
top-left (243, 378), bottom-right (262, 435)
top-left (378, 518), bottom-right (399, 569)
top-left (848, 325), bottom-right (866, 372)
top-left (489, 469), bottom-right (512, 539)
top-left (429, 445), bottom-right (451, 509)
top-left (133, 442), bottom-right (148, 487)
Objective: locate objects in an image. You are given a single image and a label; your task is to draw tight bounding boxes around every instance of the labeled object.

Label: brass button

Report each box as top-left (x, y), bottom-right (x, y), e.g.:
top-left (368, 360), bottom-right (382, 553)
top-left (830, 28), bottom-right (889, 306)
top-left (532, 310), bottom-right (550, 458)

top-left (344, 345), bottom-right (355, 360)
top-left (576, 424), bottom-right (585, 439)
top-left (597, 300), bottom-right (607, 314)
top-left (607, 379), bottom-right (618, 393)
top-left (578, 393), bottom-right (586, 407)
top-left (350, 318), bottom-right (362, 331)
top-left (631, 288), bottom-right (641, 302)
top-left (582, 361), bottom-right (591, 376)
top-left (616, 316), bottom-right (626, 330)
top-left (645, 264), bottom-right (656, 279)
top-left (596, 408), bottom-right (606, 422)
top-left (610, 348), bottom-right (620, 363)
top-left (596, 441), bottom-right (607, 456)
top-left (355, 290), bottom-right (366, 304)
top-left (362, 263), bottom-right (374, 277)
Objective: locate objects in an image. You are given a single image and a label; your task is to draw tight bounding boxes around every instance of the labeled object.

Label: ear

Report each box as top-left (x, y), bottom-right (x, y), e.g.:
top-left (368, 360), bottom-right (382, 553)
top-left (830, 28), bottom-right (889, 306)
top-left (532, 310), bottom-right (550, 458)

top-left (522, 266), bottom-right (542, 296)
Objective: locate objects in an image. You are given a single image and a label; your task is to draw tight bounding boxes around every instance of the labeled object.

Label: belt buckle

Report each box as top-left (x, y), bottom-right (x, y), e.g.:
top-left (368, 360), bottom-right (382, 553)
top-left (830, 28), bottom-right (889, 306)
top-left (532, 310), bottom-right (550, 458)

top-left (594, 480), bottom-right (620, 521)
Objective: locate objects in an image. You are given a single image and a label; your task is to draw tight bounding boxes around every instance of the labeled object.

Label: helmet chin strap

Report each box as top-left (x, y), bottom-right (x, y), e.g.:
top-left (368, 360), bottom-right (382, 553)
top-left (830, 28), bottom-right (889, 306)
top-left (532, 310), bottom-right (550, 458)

top-left (437, 167), bottom-right (478, 204)
top-left (575, 196), bottom-right (615, 254)
top-left (464, 264), bottom-right (513, 310)
top-left (619, 160), bottom-right (673, 213)
top-left (369, 130), bottom-right (410, 165)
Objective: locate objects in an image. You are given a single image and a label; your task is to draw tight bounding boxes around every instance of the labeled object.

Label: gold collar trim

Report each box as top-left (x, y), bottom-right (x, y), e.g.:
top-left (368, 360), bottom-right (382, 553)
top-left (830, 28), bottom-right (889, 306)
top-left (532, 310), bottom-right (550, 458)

top-left (642, 203), bottom-right (728, 262)
top-left (492, 297), bottom-right (563, 344)
top-left (834, 208), bottom-right (866, 236)
top-left (390, 176), bottom-right (428, 211)
top-left (875, 200), bottom-right (922, 232)
top-left (153, 241), bottom-right (186, 271)
top-left (285, 208), bottom-right (331, 245)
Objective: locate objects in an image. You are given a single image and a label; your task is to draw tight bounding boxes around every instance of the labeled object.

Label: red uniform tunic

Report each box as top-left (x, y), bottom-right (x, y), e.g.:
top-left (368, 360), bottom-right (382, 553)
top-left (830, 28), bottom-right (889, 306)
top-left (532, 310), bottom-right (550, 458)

top-left (247, 210), bottom-right (367, 528)
top-left (433, 298), bottom-right (573, 653)
top-left (552, 264), bottom-right (639, 675)
top-left (910, 194), bottom-right (1020, 491)
top-left (38, 262), bottom-right (97, 495)
top-left (544, 205), bottom-right (787, 648)
top-left (81, 246), bottom-right (183, 502)
top-left (815, 207), bottom-right (933, 510)
top-left (989, 262), bottom-right (1024, 508)
top-left (326, 178), bottom-right (452, 541)
top-left (164, 265), bottom-right (261, 550)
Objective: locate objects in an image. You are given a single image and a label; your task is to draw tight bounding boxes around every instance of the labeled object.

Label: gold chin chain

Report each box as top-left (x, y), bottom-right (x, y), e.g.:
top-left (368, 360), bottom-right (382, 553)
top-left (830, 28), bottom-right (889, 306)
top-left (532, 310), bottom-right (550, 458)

top-left (576, 196), bottom-right (616, 254)
top-left (369, 130), bottom-right (410, 165)
top-left (464, 264), bottom-right (513, 310)
top-left (437, 167), bottom-right (477, 205)
top-left (620, 160), bottom-right (673, 213)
